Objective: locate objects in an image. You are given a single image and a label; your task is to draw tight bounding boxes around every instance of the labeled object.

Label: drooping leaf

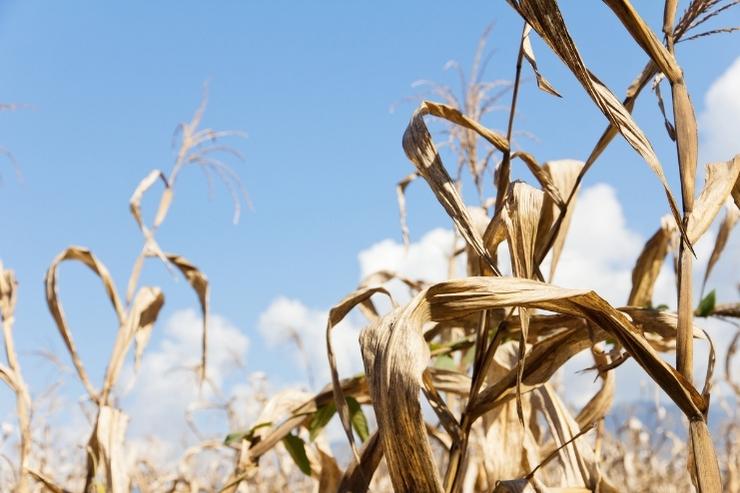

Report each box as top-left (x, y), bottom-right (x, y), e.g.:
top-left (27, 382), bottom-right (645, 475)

top-left (347, 396), bottom-right (370, 443)
top-left (308, 403), bottom-right (337, 442)
top-left (282, 433), bottom-right (312, 477)
top-left (696, 290), bottom-right (716, 317)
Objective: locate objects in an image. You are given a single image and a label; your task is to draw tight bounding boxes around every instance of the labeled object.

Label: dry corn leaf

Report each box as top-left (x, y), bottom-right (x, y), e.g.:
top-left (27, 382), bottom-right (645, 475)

top-left (357, 270), bottom-right (424, 322)
top-left (337, 431), bottom-right (383, 493)
top-left (425, 276), bottom-right (721, 488)
top-left (471, 326), bottom-right (598, 421)
top-left (403, 101), bottom-right (505, 275)
top-left (422, 278), bottom-right (705, 420)
top-left (652, 73), bottom-right (677, 140)
top-left (628, 215), bottom-right (676, 307)
top-left (500, 183), bottom-right (546, 419)
top-left (45, 246), bottom-right (125, 400)
top-left (555, 0), bottom-right (731, 240)
top-left (622, 307), bottom-right (708, 352)
top-left (480, 342), bottom-right (540, 486)
top-left (465, 206), bottom-right (495, 277)
top-left (397, 171), bottom-right (420, 249)
top-left (163, 253), bottom-right (209, 380)
top-left (427, 366), bottom-right (472, 395)
top-left (602, 0), bottom-right (699, 219)
top-left (542, 159), bottom-right (584, 281)
top-left (127, 169), bottom-right (173, 303)
top-left (510, 152), bottom-right (566, 209)
top-left (421, 369), bottom-right (463, 443)
top-left (102, 287), bottom-right (165, 400)
top-left (506, 0), bottom-right (689, 249)
top-left (317, 446), bottom-right (342, 493)
top-left (521, 24), bottom-right (562, 97)
top-left (359, 303), bottom-right (443, 492)
top-left (602, 0), bottom-right (681, 83)
top-left (702, 200), bottom-right (739, 292)
top-left (688, 155), bottom-right (740, 243)
top-left (326, 286), bottom-right (392, 461)
top-left (532, 386), bottom-right (594, 489)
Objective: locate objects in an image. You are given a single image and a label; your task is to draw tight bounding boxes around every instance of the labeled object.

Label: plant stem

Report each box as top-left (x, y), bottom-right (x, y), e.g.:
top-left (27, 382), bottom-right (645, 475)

top-left (494, 22), bottom-right (527, 215)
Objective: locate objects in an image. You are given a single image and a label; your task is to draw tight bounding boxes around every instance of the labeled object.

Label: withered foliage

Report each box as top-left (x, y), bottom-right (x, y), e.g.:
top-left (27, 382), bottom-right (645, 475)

top-left (0, 2), bottom-right (739, 492)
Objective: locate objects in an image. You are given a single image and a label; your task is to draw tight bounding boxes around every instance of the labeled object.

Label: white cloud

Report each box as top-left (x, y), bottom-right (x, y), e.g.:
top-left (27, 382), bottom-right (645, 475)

top-left (121, 309), bottom-right (250, 442)
top-left (551, 183), bottom-right (643, 306)
top-left (700, 55), bottom-right (740, 163)
top-left (358, 227), bottom-right (458, 282)
top-left (258, 297), bottom-right (365, 388)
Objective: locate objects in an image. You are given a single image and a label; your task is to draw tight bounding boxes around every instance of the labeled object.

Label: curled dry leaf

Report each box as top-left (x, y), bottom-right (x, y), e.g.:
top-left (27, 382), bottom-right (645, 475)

top-left (628, 215), bottom-right (677, 307)
top-left (499, 183), bottom-right (546, 419)
top-left (602, 0), bottom-right (699, 219)
top-left (127, 169), bottom-right (173, 303)
top-left (521, 24), bottom-right (562, 97)
top-left (163, 253), bottom-right (210, 380)
top-left (541, 159), bottom-right (584, 280)
top-left (506, 0), bottom-right (689, 250)
top-left (326, 286), bottom-right (393, 461)
top-left (402, 100), bottom-right (506, 275)
top-left (104, 287), bottom-right (165, 393)
top-left (702, 199), bottom-right (739, 293)
top-left (688, 155), bottom-right (740, 243)
top-left (45, 247), bottom-right (125, 400)
top-left (397, 171), bottom-right (420, 249)
top-left (360, 303), bottom-right (443, 492)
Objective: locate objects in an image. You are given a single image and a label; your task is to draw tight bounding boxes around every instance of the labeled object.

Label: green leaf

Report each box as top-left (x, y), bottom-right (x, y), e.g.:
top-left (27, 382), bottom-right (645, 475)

top-left (655, 304), bottom-right (670, 311)
top-left (696, 290), bottom-right (716, 317)
top-left (428, 341), bottom-right (443, 351)
top-left (223, 421), bottom-right (272, 445)
top-left (282, 433), bottom-right (312, 476)
top-left (308, 402), bottom-right (336, 442)
top-left (434, 354), bottom-right (457, 370)
top-left (346, 396), bottom-right (370, 443)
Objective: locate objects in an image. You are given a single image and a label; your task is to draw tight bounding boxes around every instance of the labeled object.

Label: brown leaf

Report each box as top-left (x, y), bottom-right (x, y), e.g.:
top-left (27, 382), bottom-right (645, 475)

top-left (326, 286), bottom-right (393, 461)
top-left (507, 0), bottom-right (689, 250)
top-left (521, 24), bottom-right (562, 97)
top-left (45, 247), bottom-right (125, 400)
top-left (402, 101), bottom-right (504, 275)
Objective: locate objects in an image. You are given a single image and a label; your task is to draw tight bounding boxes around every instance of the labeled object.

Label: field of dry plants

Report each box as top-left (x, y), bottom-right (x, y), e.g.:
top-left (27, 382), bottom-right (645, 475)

top-left (1, 0), bottom-right (740, 492)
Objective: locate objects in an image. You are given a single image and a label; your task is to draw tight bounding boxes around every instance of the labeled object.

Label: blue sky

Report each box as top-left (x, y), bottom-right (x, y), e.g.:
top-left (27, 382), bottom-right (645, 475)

top-left (0, 1), bottom-right (738, 437)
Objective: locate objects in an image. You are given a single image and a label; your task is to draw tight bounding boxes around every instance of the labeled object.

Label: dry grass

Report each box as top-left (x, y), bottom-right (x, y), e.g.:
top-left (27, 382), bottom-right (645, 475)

top-left (0, 2), bottom-right (739, 492)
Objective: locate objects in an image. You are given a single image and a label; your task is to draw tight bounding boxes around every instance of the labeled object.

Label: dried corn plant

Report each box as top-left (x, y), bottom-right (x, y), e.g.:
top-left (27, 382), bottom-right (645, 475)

top-left (0, 2), bottom-right (739, 493)
top-left (0, 87), bottom-right (248, 493)
top-left (224, 2), bottom-right (739, 493)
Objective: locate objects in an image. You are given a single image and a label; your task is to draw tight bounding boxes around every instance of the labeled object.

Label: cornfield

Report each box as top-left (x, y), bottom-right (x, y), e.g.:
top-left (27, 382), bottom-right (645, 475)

top-left (1, 1), bottom-right (739, 492)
